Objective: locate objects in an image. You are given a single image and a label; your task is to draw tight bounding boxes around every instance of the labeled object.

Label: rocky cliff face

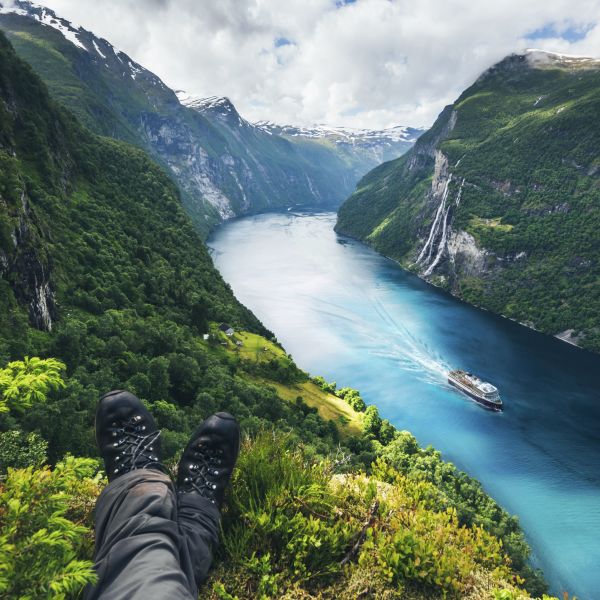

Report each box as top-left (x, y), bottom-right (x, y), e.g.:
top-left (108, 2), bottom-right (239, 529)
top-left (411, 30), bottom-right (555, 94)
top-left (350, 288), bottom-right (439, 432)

top-left (0, 190), bottom-right (55, 331)
top-left (0, 25), bottom-right (263, 348)
top-left (337, 50), bottom-right (600, 353)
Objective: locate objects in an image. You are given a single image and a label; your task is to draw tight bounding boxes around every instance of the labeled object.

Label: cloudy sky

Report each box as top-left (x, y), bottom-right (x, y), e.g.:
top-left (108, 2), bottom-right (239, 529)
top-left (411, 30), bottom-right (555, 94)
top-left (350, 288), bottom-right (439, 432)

top-left (35, 0), bottom-right (600, 129)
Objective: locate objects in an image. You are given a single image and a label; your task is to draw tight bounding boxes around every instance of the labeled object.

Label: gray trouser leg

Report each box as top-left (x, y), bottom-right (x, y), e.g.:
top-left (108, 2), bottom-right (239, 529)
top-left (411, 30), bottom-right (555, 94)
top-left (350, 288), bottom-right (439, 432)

top-left (85, 469), bottom-right (220, 600)
top-left (177, 492), bottom-right (222, 592)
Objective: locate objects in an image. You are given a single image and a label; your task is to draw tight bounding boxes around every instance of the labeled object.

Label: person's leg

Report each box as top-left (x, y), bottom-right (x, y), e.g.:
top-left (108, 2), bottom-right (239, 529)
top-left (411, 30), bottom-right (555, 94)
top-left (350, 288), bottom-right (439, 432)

top-left (87, 390), bottom-right (195, 600)
top-left (87, 391), bottom-right (239, 598)
top-left (177, 493), bottom-right (221, 594)
top-left (176, 412), bottom-right (240, 590)
top-left (87, 469), bottom-right (195, 600)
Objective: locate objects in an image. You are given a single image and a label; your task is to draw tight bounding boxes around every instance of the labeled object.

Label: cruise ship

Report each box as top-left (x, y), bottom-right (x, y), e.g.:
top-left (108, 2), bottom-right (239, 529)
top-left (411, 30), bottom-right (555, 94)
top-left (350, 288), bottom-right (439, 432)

top-left (447, 370), bottom-right (503, 411)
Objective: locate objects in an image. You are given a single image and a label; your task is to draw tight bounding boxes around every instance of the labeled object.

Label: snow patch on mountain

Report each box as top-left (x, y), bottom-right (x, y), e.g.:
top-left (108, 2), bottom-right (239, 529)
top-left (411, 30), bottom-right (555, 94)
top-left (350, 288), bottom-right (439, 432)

top-left (92, 39), bottom-right (106, 59)
top-left (36, 6), bottom-right (86, 49)
top-left (525, 48), bottom-right (600, 67)
top-left (0, 3), bottom-right (26, 16)
top-left (177, 92), bottom-right (235, 113)
top-left (0, 1), bottom-right (87, 50)
top-left (128, 60), bottom-right (142, 80)
top-left (255, 121), bottom-right (422, 146)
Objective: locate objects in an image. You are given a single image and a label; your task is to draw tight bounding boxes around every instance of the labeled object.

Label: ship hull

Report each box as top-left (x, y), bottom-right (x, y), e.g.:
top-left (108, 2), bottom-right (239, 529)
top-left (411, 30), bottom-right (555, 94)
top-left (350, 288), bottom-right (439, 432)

top-left (448, 378), bottom-right (503, 411)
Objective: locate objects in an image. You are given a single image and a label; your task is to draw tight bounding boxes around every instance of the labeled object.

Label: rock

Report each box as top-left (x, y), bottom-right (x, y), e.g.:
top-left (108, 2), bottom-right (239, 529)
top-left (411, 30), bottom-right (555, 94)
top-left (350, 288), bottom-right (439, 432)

top-left (555, 329), bottom-right (585, 347)
top-left (447, 230), bottom-right (488, 277)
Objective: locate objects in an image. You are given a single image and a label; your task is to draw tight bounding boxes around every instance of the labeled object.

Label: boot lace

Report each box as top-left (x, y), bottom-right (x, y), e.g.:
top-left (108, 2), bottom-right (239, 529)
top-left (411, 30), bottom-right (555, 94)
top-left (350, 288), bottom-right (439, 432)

top-left (111, 415), bottom-right (161, 476)
top-left (180, 444), bottom-right (223, 502)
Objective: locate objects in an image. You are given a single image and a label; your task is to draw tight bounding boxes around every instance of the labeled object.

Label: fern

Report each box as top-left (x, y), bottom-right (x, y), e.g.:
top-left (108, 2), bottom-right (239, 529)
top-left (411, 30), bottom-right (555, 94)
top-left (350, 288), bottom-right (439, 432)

top-left (0, 357), bottom-right (66, 413)
top-left (0, 457), bottom-right (102, 598)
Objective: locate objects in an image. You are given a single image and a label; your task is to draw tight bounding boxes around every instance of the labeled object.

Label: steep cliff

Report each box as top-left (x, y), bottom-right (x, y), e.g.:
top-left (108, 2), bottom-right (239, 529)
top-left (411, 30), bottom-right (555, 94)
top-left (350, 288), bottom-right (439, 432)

top-left (337, 50), bottom-right (600, 352)
top-left (0, 28), bottom-right (261, 359)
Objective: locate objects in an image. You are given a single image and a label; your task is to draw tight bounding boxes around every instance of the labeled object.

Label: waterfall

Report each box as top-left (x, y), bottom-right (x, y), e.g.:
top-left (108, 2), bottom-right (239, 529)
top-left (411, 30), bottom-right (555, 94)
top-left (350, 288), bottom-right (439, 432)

top-left (416, 174), bottom-right (453, 265)
top-left (420, 177), bottom-right (465, 277)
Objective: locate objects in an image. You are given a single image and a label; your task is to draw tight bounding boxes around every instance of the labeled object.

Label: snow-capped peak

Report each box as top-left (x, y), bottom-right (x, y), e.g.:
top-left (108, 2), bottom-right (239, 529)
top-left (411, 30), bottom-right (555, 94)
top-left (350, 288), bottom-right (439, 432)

top-left (524, 48), bottom-right (600, 67)
top-left (0, 1), bottom-right (87, 50)
top-left (254, 121), bottom-right (422, 145)
top-left (177, 92), bottom-right (255, 127)
top-left (176, 92), bottom-right (236, 113)
top-left (0, 1), bottom-right (170, 87)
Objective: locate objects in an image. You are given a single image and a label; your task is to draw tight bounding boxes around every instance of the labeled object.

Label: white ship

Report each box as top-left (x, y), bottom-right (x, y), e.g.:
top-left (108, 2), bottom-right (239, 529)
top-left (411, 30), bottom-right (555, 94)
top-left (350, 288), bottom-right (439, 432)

top-left (448, 370), bottom-right (503, 411)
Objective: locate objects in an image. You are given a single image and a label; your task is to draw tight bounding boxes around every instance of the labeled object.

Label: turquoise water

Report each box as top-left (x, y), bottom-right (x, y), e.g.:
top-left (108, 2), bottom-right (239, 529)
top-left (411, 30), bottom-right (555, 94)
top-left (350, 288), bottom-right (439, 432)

top-left (209, 210), bottom-right (600, 599)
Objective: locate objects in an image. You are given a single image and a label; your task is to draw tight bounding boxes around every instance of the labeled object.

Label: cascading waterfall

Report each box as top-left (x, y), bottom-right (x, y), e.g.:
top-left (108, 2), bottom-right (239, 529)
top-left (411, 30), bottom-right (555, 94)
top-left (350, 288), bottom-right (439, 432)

top-left (418, 177), bottom-right (465, 277)
top-left (416, 174), bottom-right (453, 264)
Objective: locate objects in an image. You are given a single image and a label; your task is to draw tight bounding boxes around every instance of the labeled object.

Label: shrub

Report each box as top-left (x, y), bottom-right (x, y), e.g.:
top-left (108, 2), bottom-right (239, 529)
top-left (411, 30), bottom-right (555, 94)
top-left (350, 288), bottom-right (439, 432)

top-left (0, 456), bottom-right (103, 598)
top-left (0, 430), bottom-right (48, 473)
top-left (0, 357), bottom-right (66, 413)
top-left (208, 433), bottom-right (538, 599)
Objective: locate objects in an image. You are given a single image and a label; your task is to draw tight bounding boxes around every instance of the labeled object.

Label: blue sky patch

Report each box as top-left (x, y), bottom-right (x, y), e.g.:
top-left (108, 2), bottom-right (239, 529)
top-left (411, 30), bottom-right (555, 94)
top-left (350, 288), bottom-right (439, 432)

top-left (274, 37), bottom-right (293, 48)
top-left (526, 22), bottom-right (595, 42)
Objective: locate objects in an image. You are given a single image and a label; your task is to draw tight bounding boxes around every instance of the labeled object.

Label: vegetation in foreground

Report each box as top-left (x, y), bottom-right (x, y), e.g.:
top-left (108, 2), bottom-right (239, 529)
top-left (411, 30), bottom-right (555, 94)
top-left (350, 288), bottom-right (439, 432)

top-left (0, 354), bottom-right (556, 599)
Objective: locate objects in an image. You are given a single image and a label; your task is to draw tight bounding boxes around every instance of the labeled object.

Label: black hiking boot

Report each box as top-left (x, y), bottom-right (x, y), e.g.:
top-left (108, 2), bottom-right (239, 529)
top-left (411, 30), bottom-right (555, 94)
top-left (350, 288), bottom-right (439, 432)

top-left (177, 412), bottom-right (240, 507)
top-left (96, 390), bottom-right (163, 481)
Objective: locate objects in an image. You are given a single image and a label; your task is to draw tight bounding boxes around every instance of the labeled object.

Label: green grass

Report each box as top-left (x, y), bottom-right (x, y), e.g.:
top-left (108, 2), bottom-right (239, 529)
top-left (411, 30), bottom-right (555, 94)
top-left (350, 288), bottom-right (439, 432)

top-left (219, 330), bottom-right (364, 437)
top-left (469, 216), bottom-right (514, 232)
top-left (223, 331), bottom-right (286, 363)
top-left (251, 377), bottom-right (363, 438)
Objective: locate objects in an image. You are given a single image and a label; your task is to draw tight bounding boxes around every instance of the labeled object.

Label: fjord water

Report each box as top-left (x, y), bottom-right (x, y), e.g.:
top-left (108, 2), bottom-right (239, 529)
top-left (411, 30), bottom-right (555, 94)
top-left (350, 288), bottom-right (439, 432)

top-left (209, 211), bottom-right (600, 599)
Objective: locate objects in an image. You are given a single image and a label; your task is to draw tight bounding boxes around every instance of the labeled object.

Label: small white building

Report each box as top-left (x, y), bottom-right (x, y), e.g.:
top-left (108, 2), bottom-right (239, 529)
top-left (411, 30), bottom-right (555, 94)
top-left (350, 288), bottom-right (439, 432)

top-left (219, 323), bottom-right (235, 336)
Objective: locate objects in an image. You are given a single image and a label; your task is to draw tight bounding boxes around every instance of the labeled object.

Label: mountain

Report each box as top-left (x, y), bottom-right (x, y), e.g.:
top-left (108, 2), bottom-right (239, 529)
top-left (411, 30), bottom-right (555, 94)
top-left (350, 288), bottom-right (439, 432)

top-left (0, 18), bottom-right (357, 471)
top-left (178, 91), bottom-right (423, 205)
top-left (336, 49), bottom-right (600, 353)
top-left (0, 1), bottom-right (420, 236)
top-left (253, 119), bottom-right (422, 169)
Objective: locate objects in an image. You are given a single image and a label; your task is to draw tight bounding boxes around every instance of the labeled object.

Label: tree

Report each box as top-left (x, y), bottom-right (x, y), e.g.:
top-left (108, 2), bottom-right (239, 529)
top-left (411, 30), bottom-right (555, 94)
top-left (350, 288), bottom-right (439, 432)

top-left (0, 456), bottom-right (101, 597)
top-left (337, 387), bottom-right (366, 412)
top-left (363, 405), bottom-right (382, 438)
top-left (147, 357), bottom-right (170, 401)
top-left (378, 419), bottom-right (397, 445)
top-left (0, 357), bottom-right (66, 413)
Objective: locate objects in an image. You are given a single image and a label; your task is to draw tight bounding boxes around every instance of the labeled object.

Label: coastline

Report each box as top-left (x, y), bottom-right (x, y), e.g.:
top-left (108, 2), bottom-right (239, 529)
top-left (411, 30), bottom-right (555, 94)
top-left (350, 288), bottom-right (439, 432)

top-left (333, 223), bottom-right (593, 356)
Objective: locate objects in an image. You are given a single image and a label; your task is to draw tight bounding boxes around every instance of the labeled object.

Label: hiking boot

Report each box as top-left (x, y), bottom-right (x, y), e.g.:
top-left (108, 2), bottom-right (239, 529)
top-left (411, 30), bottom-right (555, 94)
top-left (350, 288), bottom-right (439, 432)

top-left (96, 390), bottom-right (163, 481)
top-left (177, 412), bottom-right (240, 507)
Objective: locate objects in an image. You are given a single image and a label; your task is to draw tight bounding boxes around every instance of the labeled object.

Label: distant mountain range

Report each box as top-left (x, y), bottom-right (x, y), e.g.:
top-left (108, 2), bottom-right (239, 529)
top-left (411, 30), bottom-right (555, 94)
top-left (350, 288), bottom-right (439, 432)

top-left (337, 49), bottom-right (600, 352)
top-left (0, 0), bottom-right (422, 236)
top-left (179, 91), bottom-right (420, 164)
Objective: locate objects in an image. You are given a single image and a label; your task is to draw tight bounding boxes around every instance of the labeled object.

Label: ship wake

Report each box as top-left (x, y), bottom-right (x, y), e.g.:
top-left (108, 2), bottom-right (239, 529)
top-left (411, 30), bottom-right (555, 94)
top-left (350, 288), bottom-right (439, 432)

top-left (367, 295), bottom-right (451, 386)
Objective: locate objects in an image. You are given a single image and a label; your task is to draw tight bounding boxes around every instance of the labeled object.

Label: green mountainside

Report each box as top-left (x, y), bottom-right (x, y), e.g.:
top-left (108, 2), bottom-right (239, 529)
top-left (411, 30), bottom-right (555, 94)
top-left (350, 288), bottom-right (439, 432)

top-left (0, 1), bottom-right (419, 237)
top-left (0, 28), bottom-right (556, 599)
top-left (337, 50), bottom-right (600, 353)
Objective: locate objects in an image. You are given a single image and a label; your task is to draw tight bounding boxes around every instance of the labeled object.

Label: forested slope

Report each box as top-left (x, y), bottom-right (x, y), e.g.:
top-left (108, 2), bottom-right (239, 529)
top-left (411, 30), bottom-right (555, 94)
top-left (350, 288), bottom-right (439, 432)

top-left (337, 50), bottom-right (600, 352)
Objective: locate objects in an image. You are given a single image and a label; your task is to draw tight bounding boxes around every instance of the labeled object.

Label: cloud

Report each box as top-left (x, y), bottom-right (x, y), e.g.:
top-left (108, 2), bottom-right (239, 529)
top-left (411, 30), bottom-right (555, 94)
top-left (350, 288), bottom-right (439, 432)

top-left (34, 0), bottom-right (600, 129)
